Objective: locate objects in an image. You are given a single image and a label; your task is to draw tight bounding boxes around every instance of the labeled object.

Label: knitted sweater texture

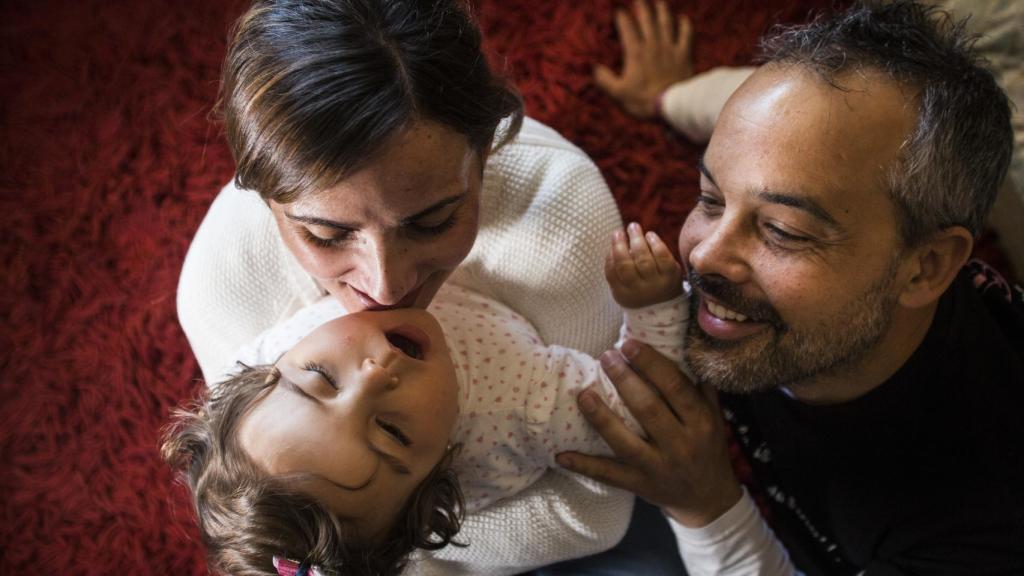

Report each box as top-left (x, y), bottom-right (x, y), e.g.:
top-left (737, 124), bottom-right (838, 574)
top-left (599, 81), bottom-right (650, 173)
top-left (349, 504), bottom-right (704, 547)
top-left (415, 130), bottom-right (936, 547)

top-left (176, 118), bottom-right (632, 574)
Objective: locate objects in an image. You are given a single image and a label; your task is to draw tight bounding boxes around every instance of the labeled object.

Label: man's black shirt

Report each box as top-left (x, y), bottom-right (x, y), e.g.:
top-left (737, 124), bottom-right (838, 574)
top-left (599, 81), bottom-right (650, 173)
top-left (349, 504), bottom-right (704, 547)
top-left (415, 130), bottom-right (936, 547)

top-left (722, 265), bottom-right (1024, 575)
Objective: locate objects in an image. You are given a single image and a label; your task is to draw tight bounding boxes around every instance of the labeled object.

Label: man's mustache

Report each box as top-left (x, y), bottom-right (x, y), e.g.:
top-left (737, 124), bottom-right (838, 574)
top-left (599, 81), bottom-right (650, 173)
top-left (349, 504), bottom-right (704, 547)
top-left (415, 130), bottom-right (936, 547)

top-left (687, 269), bottom-right (785, 330)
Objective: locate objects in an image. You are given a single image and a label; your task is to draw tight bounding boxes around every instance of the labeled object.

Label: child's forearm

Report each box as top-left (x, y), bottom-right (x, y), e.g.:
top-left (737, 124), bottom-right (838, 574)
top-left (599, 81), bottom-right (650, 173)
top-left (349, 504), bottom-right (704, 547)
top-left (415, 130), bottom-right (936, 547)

top-left (529, 295), bottom-right (688, 463)
top-left (617, 295), bottom-right (689, 365)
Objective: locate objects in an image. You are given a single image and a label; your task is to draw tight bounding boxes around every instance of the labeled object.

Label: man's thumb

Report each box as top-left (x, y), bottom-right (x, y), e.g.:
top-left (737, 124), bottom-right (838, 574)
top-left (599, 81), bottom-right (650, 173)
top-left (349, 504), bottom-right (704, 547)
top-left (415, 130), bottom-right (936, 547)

top-left (593, 64), bottom-right (621, 96)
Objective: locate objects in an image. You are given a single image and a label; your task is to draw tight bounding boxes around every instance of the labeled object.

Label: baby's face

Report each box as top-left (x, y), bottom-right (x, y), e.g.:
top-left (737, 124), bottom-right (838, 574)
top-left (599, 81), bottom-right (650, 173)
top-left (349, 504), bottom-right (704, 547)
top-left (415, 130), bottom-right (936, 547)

top-left (238, 308), bottom-right (459, 541)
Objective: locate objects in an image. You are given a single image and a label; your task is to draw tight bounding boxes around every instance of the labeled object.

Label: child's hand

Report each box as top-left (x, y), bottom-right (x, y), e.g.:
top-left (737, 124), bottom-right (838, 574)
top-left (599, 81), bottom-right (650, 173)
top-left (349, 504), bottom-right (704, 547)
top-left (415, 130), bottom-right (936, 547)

top-left (605, 222), bottom-right (683, 309)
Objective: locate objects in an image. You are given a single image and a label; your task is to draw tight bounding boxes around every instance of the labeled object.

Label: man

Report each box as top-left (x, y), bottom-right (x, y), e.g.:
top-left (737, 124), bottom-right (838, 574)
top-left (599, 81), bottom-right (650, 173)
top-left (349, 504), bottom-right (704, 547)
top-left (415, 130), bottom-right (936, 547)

top-left (558, 1), bottom-right (1024, 573)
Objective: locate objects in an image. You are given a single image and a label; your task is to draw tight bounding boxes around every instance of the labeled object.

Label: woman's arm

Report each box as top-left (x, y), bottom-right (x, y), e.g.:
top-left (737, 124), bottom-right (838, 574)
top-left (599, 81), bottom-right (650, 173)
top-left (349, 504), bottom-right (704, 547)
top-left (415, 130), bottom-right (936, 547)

top-left (409, 472), bottom-right (634, 576)
top-left (413, 119), bottom-right (635, 573)
top-left (449, 117), bottom-right (624, 358)
top-left (177, 182), bottom-right (321, 383)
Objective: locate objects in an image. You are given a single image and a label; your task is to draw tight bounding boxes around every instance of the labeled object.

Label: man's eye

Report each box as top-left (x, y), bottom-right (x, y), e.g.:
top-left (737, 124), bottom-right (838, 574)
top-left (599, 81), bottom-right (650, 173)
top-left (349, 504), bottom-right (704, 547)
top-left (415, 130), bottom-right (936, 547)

top-left (696, 194), bottom-right (723, 213)
top-left (764, 223), bottom-right (810, 243)
top-left (377, 419), bottom-right (412, 447)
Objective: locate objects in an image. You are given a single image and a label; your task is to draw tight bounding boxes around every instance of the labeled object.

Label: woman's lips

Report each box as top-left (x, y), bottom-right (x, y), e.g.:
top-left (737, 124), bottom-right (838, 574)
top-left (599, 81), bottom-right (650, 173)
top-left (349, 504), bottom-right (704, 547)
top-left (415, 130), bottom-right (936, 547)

top-left (350, 285), bottom-right (423, 311)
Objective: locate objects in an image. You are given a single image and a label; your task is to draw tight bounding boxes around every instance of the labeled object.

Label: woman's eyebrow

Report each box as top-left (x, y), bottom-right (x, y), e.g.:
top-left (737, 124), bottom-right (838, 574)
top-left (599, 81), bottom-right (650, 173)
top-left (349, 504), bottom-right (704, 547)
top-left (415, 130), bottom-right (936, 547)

top-left (399, 192), bottom-right (466, 225)
top-left (283, 192), bottom-right (466, 229)
top-left (284, 212), bottom-right (357, 232)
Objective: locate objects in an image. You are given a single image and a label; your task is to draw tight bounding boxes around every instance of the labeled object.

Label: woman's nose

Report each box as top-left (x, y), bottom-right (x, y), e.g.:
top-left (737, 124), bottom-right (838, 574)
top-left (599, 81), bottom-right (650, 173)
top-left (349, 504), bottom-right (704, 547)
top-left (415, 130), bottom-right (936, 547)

top-left (361, 237), bottom-right (417, 305)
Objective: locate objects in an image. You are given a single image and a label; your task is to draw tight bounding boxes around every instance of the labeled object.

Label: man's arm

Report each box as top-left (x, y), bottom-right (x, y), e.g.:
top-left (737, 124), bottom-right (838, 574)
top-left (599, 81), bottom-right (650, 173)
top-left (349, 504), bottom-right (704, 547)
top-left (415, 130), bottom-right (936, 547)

top-left (556, 340), bottom-right (795, 575)
top-left (593, 0), bottom-right (753, 143)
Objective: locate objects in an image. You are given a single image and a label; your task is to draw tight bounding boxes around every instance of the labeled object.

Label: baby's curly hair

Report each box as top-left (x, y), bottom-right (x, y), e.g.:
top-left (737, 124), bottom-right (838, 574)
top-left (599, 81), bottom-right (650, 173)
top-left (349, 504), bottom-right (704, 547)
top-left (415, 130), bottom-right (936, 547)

top-left (162, 364), bottom-right (464, 576)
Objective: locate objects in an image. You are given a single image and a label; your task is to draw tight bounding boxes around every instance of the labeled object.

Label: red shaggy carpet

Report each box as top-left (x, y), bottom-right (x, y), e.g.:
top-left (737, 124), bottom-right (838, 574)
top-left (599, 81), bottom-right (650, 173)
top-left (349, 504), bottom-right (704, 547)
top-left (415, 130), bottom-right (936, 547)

top-left (0, 0), bottom-right (1011, 573)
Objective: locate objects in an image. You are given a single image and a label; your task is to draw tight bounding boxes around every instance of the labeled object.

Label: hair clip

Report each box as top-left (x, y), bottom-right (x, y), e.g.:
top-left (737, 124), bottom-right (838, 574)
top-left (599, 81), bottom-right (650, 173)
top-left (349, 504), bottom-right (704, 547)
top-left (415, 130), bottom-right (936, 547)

top-left (273, 556), bottom-right (324, 576)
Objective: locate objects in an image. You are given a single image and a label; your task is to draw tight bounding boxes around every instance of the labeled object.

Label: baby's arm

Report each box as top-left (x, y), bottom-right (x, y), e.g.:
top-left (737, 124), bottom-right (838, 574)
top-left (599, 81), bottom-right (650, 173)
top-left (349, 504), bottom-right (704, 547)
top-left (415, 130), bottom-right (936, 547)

top-left (606, 222), bottom-right (687, 367)
top-left (528, 224), bottom-right (688, 460)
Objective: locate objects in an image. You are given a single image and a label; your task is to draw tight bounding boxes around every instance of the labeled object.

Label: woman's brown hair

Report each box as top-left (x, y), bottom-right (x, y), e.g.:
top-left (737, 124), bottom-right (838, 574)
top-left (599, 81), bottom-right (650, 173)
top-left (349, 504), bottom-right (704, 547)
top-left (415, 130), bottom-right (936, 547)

top-left (162, 365), bottom-right (464, 575)
top-left (220, 0), bottom-right (524, 204)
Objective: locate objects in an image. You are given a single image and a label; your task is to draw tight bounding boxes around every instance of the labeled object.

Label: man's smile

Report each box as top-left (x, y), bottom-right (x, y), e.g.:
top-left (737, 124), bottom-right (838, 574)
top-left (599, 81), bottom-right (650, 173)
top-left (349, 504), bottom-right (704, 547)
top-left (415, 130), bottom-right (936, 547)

top-left (695, 294), bottom-right (771, 341)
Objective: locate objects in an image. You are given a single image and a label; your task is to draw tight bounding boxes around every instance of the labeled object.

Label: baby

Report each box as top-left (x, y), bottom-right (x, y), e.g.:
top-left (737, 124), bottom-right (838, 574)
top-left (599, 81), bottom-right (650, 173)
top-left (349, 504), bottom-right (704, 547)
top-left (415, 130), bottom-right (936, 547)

top-left (162, 224), bottom-right (687, 576)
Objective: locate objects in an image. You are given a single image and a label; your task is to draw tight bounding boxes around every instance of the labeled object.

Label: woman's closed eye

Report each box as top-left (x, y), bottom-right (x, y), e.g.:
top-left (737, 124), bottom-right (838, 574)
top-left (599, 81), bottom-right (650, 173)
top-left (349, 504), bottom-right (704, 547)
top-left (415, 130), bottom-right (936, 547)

top-left (408, 209), bottom-right (458, 236)
top-left (303, 228), bottom-right (351, 248)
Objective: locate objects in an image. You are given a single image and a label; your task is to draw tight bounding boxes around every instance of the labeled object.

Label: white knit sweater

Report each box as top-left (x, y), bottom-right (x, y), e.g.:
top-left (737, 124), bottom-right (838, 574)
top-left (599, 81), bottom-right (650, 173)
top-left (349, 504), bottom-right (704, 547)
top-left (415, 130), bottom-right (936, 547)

top-left (176, 117), bottom-right (633, 574)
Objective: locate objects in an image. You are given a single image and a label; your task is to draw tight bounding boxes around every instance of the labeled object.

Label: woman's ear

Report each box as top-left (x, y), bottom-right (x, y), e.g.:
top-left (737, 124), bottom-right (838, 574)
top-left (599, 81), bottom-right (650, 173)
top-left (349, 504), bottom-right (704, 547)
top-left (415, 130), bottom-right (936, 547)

top-left (898, 226), bottom-right (974, 309)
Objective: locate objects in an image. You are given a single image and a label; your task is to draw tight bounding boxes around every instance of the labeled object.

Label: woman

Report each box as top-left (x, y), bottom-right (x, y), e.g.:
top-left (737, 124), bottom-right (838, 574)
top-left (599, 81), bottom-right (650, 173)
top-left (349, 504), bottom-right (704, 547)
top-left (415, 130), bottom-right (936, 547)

top-left (176, 0), bottom-right (651, 573)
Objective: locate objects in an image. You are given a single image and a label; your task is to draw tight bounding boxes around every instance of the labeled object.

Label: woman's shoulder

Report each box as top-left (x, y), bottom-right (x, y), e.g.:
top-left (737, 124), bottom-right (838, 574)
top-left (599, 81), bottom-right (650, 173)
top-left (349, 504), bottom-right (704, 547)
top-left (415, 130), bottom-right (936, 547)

top-left (177, 180), bottom-right (320, 382)
top-left (479, 116), bottom-right (615, 216)
top-left (486, 117), bottom-right (596, 177)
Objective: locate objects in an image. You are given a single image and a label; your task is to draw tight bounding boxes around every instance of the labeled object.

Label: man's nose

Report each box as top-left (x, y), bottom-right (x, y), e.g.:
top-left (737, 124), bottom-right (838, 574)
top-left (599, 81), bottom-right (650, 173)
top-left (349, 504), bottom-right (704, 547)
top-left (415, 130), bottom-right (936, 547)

top-left (688, 215), bottom-right (752, 283)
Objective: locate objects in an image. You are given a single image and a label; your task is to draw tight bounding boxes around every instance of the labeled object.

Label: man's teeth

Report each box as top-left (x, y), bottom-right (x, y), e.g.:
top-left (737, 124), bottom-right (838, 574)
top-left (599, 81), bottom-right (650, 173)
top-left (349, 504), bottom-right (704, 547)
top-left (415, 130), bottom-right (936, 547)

top-left (707, 301), bottom-right (749, 322)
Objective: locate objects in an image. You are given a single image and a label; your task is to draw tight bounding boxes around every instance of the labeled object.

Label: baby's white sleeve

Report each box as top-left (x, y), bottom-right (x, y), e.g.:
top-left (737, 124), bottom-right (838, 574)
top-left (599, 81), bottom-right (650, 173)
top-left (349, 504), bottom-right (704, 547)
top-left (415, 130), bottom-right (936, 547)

top-left (616, 295), bottom-right (688, 364)
top-left (525, 295), bottom-right (689, 463)
top-left (212, 298), bottom-right (346, 385)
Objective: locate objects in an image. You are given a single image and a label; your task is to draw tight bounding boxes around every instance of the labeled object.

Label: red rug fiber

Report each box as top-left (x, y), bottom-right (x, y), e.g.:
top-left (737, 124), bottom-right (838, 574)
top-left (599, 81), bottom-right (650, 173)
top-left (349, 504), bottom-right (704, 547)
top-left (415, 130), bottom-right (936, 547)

top-left (1, 0), bottom-right (1010, 573)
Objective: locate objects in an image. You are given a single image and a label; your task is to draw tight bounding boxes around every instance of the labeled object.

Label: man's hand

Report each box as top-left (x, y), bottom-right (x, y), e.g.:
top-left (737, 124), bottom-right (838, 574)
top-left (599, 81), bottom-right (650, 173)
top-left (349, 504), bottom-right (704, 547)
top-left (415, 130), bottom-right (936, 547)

top-left (556, 340), bottom-right (742, 528)
top-left (605, 222), bottom-right (683, 309)
top-left (595, 0), bottom-right (694, 118)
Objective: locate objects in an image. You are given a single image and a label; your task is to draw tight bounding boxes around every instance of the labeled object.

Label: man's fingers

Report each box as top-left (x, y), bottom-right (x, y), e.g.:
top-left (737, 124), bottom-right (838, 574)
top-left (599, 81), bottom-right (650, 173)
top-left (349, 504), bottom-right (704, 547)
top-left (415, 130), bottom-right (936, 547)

top-left (555, 451), bottom-right (646, 492)
top-left (675, 14), bottom-right (693, 57)
top-left (633, 0), bottom-right (657, 43)
top-left (576, 384), bottom-right (651, 458)
top-left (698, 377), bottom-right (721, 411)
top-left (594, 64), bottom-right (622, 96)
top-left (655, 1), bottom-right (673, 44)
top-left (620, 339), bottom-right (704, 423)
top-left (615, 9), bottom-right (641, 58)
top-left (601, 350), bottom-right (686, 445)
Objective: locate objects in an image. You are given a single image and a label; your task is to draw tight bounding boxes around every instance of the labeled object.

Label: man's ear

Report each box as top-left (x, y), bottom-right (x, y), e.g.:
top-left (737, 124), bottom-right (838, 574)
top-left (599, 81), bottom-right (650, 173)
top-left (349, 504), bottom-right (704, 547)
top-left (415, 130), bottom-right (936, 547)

top-left (898, 226), bottom-right (973, 309)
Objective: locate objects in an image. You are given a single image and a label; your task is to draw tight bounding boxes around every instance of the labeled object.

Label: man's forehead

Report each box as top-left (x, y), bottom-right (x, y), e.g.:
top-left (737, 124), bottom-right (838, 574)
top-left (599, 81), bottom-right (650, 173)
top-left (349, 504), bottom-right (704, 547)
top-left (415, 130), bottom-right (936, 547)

top-left (707, 64), bottom-right (917, 212)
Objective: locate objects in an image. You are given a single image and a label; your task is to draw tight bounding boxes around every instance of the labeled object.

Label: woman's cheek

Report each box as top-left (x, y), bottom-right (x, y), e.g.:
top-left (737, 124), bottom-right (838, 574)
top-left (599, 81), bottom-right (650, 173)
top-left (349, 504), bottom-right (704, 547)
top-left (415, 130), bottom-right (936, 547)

top-left (439, 207), bottom-right (480, 269)
top-left (291, 235), bottom-right (350, 280)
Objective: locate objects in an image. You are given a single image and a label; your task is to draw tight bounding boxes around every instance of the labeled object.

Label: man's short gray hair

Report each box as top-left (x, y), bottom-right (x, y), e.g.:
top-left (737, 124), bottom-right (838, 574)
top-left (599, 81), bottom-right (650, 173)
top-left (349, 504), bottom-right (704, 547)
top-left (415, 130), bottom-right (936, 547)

top-left (760, 0), bottom-right (1013, 245)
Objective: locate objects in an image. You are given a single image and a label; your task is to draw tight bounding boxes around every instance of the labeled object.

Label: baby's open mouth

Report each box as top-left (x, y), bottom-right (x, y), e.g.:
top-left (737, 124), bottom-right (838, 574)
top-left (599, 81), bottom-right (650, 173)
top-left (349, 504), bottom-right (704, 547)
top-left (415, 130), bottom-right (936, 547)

top-left (385, 326), bottom-right (430, 360)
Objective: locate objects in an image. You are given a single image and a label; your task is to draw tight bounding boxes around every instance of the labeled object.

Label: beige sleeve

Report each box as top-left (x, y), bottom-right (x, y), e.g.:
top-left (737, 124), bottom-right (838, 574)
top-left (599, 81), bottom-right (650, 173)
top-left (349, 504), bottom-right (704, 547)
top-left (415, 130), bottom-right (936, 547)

top-left (661, 67), bottom-right (756, 143)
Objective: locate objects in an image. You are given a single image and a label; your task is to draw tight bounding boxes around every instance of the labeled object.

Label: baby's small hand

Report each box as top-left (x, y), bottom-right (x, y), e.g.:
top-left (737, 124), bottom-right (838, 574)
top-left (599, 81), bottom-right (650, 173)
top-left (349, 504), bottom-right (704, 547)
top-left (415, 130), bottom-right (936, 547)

top-left (605, 222), bottom-right (683, 309)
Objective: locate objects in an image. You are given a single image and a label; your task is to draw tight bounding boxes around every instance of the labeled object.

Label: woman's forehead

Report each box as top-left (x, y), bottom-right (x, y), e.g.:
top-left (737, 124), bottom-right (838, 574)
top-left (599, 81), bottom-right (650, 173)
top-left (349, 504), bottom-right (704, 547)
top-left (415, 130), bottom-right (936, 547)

top-left (301, 122), bottom-right (478, 210)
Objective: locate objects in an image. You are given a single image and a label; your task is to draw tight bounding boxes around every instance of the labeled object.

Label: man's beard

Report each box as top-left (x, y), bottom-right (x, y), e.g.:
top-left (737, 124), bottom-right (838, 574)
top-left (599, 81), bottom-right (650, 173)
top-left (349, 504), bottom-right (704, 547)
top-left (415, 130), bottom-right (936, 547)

top-left (683, 261), bottom-right (900, 394)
